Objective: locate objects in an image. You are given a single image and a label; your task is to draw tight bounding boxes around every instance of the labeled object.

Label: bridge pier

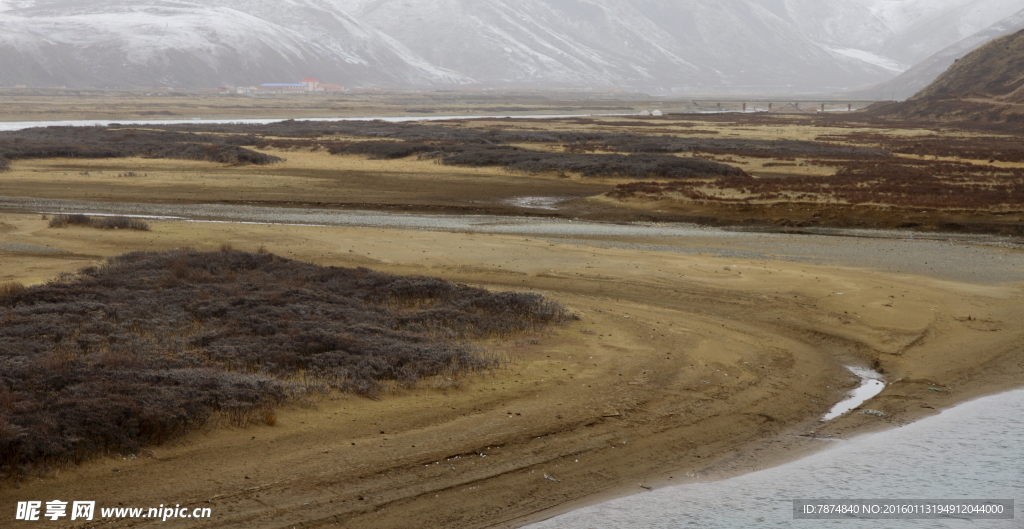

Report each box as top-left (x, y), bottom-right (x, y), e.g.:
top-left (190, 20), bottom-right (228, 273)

top-left (687, 99), bottom-right (876, 113)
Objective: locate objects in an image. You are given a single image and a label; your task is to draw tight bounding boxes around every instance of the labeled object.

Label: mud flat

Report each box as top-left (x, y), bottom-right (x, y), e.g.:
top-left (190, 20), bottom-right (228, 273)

top-left (2, 208), bottom-right (1023, 528)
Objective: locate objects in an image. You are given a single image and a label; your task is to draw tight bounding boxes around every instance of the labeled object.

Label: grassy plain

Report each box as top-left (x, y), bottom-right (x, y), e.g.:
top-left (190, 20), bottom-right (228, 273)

top-left (2, 112), bottom-right (1022, 233)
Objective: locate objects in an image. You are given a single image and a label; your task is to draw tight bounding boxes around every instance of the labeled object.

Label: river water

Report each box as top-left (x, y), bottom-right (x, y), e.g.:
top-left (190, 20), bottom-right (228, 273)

top-left (0, 114), bottom-right (620, 132)
top-left (821, 367), bottom-right (886, 421)
top-left (527, 389), bottom-right (1023, 528)
top-left (3, 196), bottom-right (1023, 284)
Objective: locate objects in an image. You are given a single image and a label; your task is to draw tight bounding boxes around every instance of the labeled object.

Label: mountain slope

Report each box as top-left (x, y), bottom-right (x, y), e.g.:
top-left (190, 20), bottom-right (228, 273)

top-left (871, 28), bottom-right (1024, 121)
top-left (914, 29), bottom-right (1024, 100)
top-left (0, 0), bottom-right (471, 88)
top-left (2, 0), bottom-right (1024, 93)
top-left (354, 0), bottom-right (920, 93)
top-left (852, 8), bottom-right (1024, 100)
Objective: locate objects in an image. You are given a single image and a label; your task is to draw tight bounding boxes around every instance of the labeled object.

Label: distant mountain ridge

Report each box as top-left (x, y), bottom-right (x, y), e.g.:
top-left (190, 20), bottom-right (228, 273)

top-left (1, 0), bottom-right (1023, 94)
top-left (0, 0), bottom-right (472, 89)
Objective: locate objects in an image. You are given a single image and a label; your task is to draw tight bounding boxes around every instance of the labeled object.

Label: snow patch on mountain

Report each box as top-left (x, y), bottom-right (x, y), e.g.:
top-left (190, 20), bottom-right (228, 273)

top-left (824, 47), bottom-right (907, 73)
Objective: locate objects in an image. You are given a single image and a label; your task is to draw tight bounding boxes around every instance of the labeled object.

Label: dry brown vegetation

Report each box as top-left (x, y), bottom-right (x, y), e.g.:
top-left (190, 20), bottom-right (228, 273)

top-left (234, 120), bottom-right (881, 179)
top-left (562, 136), bottom-right (888, 159)
top-left (185, 119), bottom-right (885, 159)
top-left (612, 158), bottom-right (1024, 210)
top-left (816, 131), bottom-right (1024, 162)
top-left (2, 113), bottom-right (1023, 233)
top-left (48, 214), bottom-right (151, 231)
top-left (433, 145), bottom-right (747, 179)
top-left (0, 126), bottom-right (281, 171)
top-left (245, 124), bottom-right (757, 178)
top-left (0, 249), bottom-right (573, 477)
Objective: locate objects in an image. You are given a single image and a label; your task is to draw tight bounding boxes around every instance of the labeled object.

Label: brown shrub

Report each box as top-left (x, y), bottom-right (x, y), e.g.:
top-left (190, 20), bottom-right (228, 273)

top-left (0, 281), bottom-right (26, 305)
top-left (0, 126), bottom-right (280, 167)
top-left (48, 214), bottom-right (150, 231)
top-left (437, 145), bottom-right (748, 179)
top-left (48, 214), bottom-right (93, 228)
top-left (0, 250), bottom-right (574, 476)
top-left (610, 159), bottom-right (1024, 210)
top-left (94, 216), bottom-right (150, 231)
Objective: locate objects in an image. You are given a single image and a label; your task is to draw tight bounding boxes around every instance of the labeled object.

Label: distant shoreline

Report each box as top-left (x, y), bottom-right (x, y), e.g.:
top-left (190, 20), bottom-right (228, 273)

top-left (0, 113), bottom-right (629, 131)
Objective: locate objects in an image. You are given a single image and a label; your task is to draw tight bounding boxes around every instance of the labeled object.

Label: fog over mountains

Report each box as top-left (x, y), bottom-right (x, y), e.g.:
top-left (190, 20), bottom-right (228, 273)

top-left (1, 0), bottom-right (1023, 94)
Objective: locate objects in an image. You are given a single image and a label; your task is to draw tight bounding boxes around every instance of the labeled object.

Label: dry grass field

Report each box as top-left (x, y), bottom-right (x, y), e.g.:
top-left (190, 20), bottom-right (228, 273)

top-left (1, 106), bottom-right (1023, 528)
top-left (2, 113), bottom-right (1023, 233)
top-left (0, 91), bottom-right (651, 122)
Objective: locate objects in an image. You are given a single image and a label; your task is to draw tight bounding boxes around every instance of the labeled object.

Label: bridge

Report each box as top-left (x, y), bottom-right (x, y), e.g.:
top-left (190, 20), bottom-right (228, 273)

top-left (685, 99), bottom-right (885, 113)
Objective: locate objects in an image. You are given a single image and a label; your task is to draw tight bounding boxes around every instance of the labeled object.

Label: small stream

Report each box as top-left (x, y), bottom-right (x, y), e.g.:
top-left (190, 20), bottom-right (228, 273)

top-left (822, 367), bottom-right (886, 421)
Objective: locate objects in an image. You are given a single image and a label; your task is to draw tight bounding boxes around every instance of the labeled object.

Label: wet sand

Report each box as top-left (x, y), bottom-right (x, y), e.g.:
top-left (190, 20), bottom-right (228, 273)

top-left (2, 209), bottom-right (1023, 528)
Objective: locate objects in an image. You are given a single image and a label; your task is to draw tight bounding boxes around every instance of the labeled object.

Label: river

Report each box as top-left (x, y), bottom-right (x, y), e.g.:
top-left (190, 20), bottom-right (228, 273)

top-left (527, 390), bottom-right (1023, 528)
top-left (0, 114), bottom-right (623, 132)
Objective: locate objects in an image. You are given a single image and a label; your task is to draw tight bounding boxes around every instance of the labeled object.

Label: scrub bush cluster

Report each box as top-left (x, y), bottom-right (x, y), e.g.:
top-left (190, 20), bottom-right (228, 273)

top-left (0, 126), bottom-right (280, 170)
top-left (48, 214), bottom-right (150, 231)
top-left (0, 250), bottom-right (573, 476)
top-left (611, 159), bottom-right (1024, 209)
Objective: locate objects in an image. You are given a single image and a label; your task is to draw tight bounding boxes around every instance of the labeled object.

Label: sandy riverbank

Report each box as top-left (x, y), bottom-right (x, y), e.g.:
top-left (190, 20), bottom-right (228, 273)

top-left (2, 211), bottom-right (1022, 528)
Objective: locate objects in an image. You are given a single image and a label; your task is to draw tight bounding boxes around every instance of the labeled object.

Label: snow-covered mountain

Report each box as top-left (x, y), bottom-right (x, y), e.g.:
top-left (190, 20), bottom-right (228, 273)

top-left (1, 0), bottom-right (1023, 94)
top-left (0, 0), bottom-right (471, 88)
top-left (353, 0), bottom-right (896, 93)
